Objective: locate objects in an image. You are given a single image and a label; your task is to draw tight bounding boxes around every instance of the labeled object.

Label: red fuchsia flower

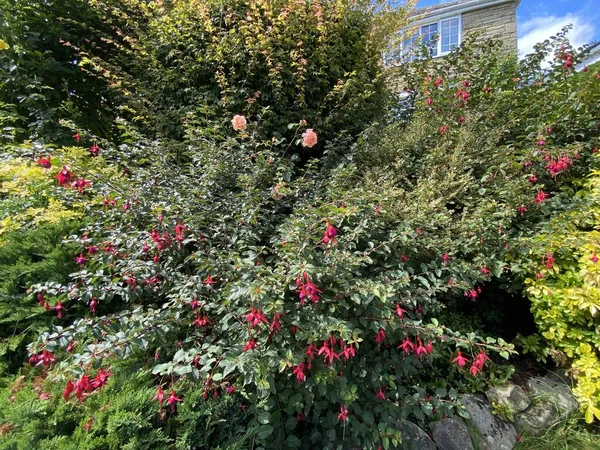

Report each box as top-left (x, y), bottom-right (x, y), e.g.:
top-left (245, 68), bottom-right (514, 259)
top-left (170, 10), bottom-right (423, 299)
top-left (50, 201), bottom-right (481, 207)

top-left (401, 254), bottom-right (409, 262)
top-left (306, 343), bottom-right (318, 360)
top-left (375, 328), bottom-right (386, 345)
top-left (544, 253), bottom-right (555, 269)
top-left (270, 313), bottom-right (283, 332)
top-left (474, 350), bottom-right (491, 369)
top-left (463, 80), bottom-right (471, 87)
top-left (528, 175), bottom-right (537, 184)
top-left (192, 314), bottom-right (209, 328)
top-left (103, 197), bottom-right (116, 207)
top-left (293, 363), bottom-right (307, 383)
top-left (591, 254), bottom-right (599, 263)
top-left (398, 337), bottom-right (415, 354)
top-left (91, 368), bottom-right (111, 389)
top-left (374, 204), bottom-right (382, 215)
top-left (71, 177), bottom-right (91, 192)
top-left (442, 253), bottom-right (450, 264)
top-left (395, 303), bottom-right (407, 319)
top-left (483, 86), bottom-right (492, 93)
top-left (517, 205), bottom-right (527, 216)
top-left (243, 338), bottom-right (257, 352)
top-left (296, 272), bottom-right (321, 305)
top-left (190, 298), bottom-right (201, 309)
top-left (66, 341), bottom-right (74, 353)
top-left (439, 125), bottom-right (447, 134)
top-left (338, 406), bottom-right (349, 422)
top-left (340, 341), bottom-right (357, 360)
top-left (301, 129), bottom-right (318, 148)
top-left (174, 222), bottom-right (187, 237)
top-left (537, 139), bottom-right (546, 147)
top-left (534, 190), bottom-right (548, 203)
top-left (37, 292), bottom-right (45, 307)
top-left (318, 339), bottom-right (340, 365)
top-left (469, 363), bottom-right (482, 376)
top-left (464, 289), bottom-right (478, 301)
top-left (321, 222), bottom-right (338, 245)
top-left (245, 307), bottom-right (268, 327)
top-left (63, 380), bottom-right (75, 401)
top-left (74, 253), bottom-right (88, 266)
top-left (452, 350), bottom-right (469, 367)
top-left (89, 143), bottom-right (100, 157)
top-left (54, 300), bottom-right (65, 318)
top-left (434, 77), bottom-right (443, 86)
top-left (34, 349), bottom-right (56, 367)
top-left (153, 254), bottom-right (160, 263)
top-left (84, 417), bottom-right (94, 431)
top-left (166, 390), bottom-right (182, 413)
top-left (87, 245), bottom-right (98, 255)
top-left (72, 132), bottom-right (81, 142)
top-left (593, 147), bottom-right (598, 153)
top-left (56, 166), bottom-right (72, 186)
top-left (414, 337), bottom-right (428, 359)
top-left (125, 275), bottom-right (137, 289)
top-left (89, 298), bottom-right (97, 314)
top-left (547, 155), bottom-right (573, 177)
top-left (376, 388), bottom-right (386, 400)
top-left (74, 375), bottom-right (93, 401)
top-left (226, 385), bottom-right (236, 395)
top-left (297, 412), bottom-right (305, 421)
top-left (153, 386), bottom-right (165, 405)
top-left (37, 157), bottom-right (52, 168)
top-left (481, 266), bottom-right (490, 275)
top-left (203, 275), bottom-right (216, 285)
top-left (426, 97), bottom-right (433, 106)
top-left (458, 116), bottom-right (465, 124)
top-left (425, 340), bottom-right (434, 354)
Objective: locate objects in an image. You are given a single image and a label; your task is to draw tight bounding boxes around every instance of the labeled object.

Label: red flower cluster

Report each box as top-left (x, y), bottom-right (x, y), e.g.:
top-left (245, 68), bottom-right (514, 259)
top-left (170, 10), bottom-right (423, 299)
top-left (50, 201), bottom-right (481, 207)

top-left (245, 307), bottom-right (268, 327)
top-left (320, 222), bottom-right (338, 245)
top-left (29, 349), bottom-right (55, 367)
top-left (546, 155), bottom-right (573, 178)
top-left (56, 166), bottom-right (72, 186)
top-left (89, 143), bottom-right (100, 157)
top-left (469, 350), bottom-right (491, 376)
top-left (317, 334), bottom-right (356, 366)
top-left (397, 336), bottom-right (433, 359)
top-left (296, 272), bottom-right (321, 305)
top-left (37, 157), bottom-right (52, 168)
top-left (63, 369), bottom-right (111, 402)
top-left (534, 190), bottom-right (548, 203)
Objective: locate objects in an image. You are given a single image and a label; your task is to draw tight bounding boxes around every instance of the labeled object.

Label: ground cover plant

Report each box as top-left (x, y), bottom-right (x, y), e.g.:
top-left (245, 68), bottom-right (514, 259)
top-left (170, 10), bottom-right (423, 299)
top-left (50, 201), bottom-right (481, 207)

top-left (0, 0), bottom-right (599, 449)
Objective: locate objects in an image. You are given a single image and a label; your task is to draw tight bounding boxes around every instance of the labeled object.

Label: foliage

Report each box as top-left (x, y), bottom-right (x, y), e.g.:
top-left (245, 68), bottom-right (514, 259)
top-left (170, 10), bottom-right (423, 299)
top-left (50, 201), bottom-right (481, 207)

top-left (514, 415), bottom-right (600, 450)
top-left (517, 166), bottom-right (600, 423)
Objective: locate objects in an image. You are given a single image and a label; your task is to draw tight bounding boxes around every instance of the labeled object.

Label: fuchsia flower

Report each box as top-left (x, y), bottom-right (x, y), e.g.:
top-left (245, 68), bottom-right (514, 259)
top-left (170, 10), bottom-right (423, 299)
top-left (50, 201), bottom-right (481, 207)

top-left (481, 266), bottom-right (490, 274)
top-left (306, 343), bottom-right (318, 360)
top-left (517, 205), bottom-right (527, 216)
top-left (375, 328), bottom-right (386, 345)
top-left (166, 390), bottom-right (182, 413)
top-left (56, 166), bottom-right (72, 186)
top-left (63, 380), bottom-right (75, 401)
top-left (91, 368), bottom-right (111, 389)
top-left (544, 253), bottom-right (555, 269)
top-left (414, 337), bottom-right (429, 358)
top-left (537, 139), bottom-right (546, 147)
top-left (72, 132), bottom-right (81, 142)
top-left (245, 307), bottom-right (268, 327)
top-left (321, 222), bottom-right (338, 245)
top-left (192, 314), bottom-right (209, 328)
top-left (270, 313), bottom-right (283, 332)
top-left (301, 129), bottom-right (318, 148)
top-left (434, 77), bottom-right (443, 86)
top-left (395, 303), bottom-right (407, 319)
top-left (401, 254), bottom-right (409, 262)
top-left (33, 349), bottom-right (56, 367)
top-left (153, 386), bottom-right (165, 405)
top-left (203, 275), bottom-right (216, 285)
top-left (376, 388), bottom-right (386, 400)
top-left (293, 363), bottom-right (307, 383)
top-left (74, 375), bottom-right (93, 401)
top-left (528, 175), bottom-right (537, 184)
top-left (340, 341), bottom-right (356, 360)
top-left (89, 143), bottom-right (100, 157)
top-left (591, 254), bottom-right (599, 263)
top-left (534, 190), bottom-right (548, 203)
top-left (442, 253), bottom-right (450, 264)
top-left (54, 301), bottom-right (65, 318)
top-left (243, 339), bottom-right (257, 352)
top-left (296, 272), bottom-right (321, 305)
top-left (226, 385), bottom-right (236, 395)
top-left (397, 337), bottom-right (415, 354)
top-left (318, 337), bottom-right (340, 365)
top-left (89, 298), bottom-right (97, 314)
top-left (71, 177), bottom-right (91, 192)
top-left (464, 289), bottom-right (478, 301)
top-left (426, 97), bottom-right (433, 106)
top-left (190, 298), bottom-right (201, 309)
top-left (338, 406), bottom-right (349, 422)
top-left (439, 125), bottom-right (447, 134)
top-left (37, 157), bottom-right (52, 168)
top-left (74, 253), bottom-right (88, 265)
top-left (452, 350), bottom-right (469, 367)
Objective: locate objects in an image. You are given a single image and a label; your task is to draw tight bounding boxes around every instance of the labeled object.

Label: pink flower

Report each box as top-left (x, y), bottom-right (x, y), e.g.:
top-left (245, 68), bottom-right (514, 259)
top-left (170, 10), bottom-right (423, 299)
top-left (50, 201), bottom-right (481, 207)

top-left (474, 350), bottom-right (491, 369)
top-left (338, 405), bottom-right (349, 422)
top-left (426, 97), bottom-right (433, 106)
top-left (414, 337), bottom-right (428, 358)
top-left (528, 175), bottom-right (537, 184)
top-left (481, 266), bottom-right (490, 274)
top-left (320, 222), bottom-right (338, 244)
top-left (296, 272), bottom-right (322, 305)
top-left (439, 125), bottom-right (447, 134)
top-left (243, 338), bottom-right (257, 352)
top-left (71, 177), bottom-right (91, 193)
top-left (63, 380), bottom-right (75, 401)
top-left (56, 166), bottom-right (72, 186)
top-left (591, 254), bottom-right (599, 263)
top-left (270, 312), bottom-right (283, 332)
top-left (245, 307), bottom-right (268, 327)
top-left (192, 314), bottom-right (209, 328)
top-left (534, 190), bottom-right (548, 203)
top-left (301, 128), bottom-right (318, 148)
top-left (54, 301), bottom-right (65, 318)
top-left (72, 132), bottom-right (81, 142)
top-left (91, 368), bottom-right (111, 389)
top-left (166, 390), bottom-right (182, 413)
top-left (89, 143), bottom-right (100, 157)
top-left (37, 157), bottom-right (52, 168)
top-left (203, 275), bottom-right (216, 285)
top-left (231, 114), bottom-right (247, 131)
top-left (544, 253), bottom-right (555, 269)
top-left (293, 363), bottom-right (307, 383)
top-left (89, 298), bottom-right (97, 314)
top-left (340, 341), bottom-right (356, 360)
top-left (469, 363), bottom-right (482, 376)
top-left (153, 386), bottom-right (165, 405)
top-left (395, 303), bottom-right (407, 319)
top-left (452, 350), bottom-right (469, 367)
top-left (517, 205), bottom-right (527, 216)
top-left (375, 328), bottom-right (386, 345)
top-left (397, 337), bottom-right (414, 354)
top-left (537, 139), bottom-right (546, 147)
top-left (376, 388), bottom-right (386, 400)
top-left (442, 253), bottom-right (450, 264)
top-left (318, 339), bottom-right (340, 365)
top-left (74, 253), bottom-right (88, 265)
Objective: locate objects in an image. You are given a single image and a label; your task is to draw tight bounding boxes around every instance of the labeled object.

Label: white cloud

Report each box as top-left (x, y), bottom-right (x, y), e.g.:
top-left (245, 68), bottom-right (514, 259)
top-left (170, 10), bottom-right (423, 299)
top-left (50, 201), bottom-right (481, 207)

top-left (517, 13), bottom-right (595, 59)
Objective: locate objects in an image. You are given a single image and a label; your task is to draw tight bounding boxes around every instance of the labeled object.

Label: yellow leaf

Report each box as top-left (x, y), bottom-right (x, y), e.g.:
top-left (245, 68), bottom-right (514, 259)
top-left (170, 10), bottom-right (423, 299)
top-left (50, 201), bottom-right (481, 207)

top-left (0, 39), bottom-right (9, 50)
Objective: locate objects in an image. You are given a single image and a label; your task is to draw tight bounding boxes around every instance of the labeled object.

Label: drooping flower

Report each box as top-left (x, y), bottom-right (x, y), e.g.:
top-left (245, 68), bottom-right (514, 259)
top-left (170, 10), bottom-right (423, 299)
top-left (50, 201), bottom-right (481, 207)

top-left (534, 190), bottom-right (548, 203)
top-left (306, 343), bottom-right (318, 360)
top-left (89, 143), bottom-right (100, 157)
top-left (528, 175), bottom-right (537, 184)
top-left (243, 338), bottom-right (257, 352)
top-left (153, 386), bottom-right (165, 405)
top-left (376, 388), bottom-right (386, 400)
top-left (34, 349), bottom-right (55, 367)
top-left (481, 266), bottom-right (490, 275)
top-left (517, 204), bottom-right (527, 216)
top-left (192, 314), bottom-right (209, 328)
top-left (63, 380), bottom-right (75, 401)
top-left (469, 363), bottom-right (482, 376)
top-left (318, 337), bottom-right (340, 365)
top-left (375, 328), bottom-right (386, 345)
top-left (231, 114), bottom-right (247, 132)
top-left (270, 313), bottom-right (283, 332)
top-left (293, 363), bottom-right (307, 383)
top-left (37, 157), bottom-right (52, 168)
top-left (340, 341), bottom-right (356, 360)
top-left (397, 337), bottom-right (414, 354)
top-left (203, 275), bottom-right (216, 285)
top-left (320, 222), bottom-right (338, 245)
top-left (394, 303), bottom-right (407, 319)
top-left (544, 253), bottom-right (555, 269)
top-left (414, 337), bottom-right (428, 358)
top-left (74, 253), bottom-right (88, 266)
top-left (442, 253), bottom-right (450, 264)
top-left (166, 390), bottom-right (182, 413)
top-left (301, 128), bottom-right (318, 148)
top-left (452, 350), bottom-right (469, 367)
top-left (226, 385), bottom-right (236, 395)
top-left (338, 405), bottom-right (349, 422)
top-left (56, 166), bottom-right (72, 186)
top-left (91, 368), bottom-right (111, 389)
top-left (439, 125), bottom-right (447, 134)
top-left (591, 254), bottom-right (599, 263)
top-left (71, 177), bottom-right (91, 192)
top-left (72, 132), bottom-right (81, 142)
top-left (474, 350), bottom-right (491, 369)
top-left (426, 97), bottom-right (433, 106)
top-left (296, 272), bottom-right (321, 304)
top-left (245, 307), bottom-right (268, 327)
top-left (89, 298), bottom-right (97, 314)
top-left (54, 301), bottom-right (65, 318)
top-left (74, 375), bottom-right (92, 401)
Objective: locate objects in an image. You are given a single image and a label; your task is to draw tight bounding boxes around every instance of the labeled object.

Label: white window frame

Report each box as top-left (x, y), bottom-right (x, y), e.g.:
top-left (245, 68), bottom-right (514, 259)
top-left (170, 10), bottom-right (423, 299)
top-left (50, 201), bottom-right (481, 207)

top-left (402, 14), bottom-right (462, 60)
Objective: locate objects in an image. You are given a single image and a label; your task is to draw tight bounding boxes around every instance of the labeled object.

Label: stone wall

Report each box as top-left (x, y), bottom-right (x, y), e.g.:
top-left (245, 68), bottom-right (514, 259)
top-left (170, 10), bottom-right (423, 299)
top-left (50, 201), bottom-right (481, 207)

top-left (462, 1), bottom-right (518, 53)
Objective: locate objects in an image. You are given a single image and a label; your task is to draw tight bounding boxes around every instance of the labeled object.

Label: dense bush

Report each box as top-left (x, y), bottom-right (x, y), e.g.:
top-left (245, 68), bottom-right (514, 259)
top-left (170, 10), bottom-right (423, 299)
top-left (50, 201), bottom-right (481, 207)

top-left (1, 1), bottom-right (600, 448)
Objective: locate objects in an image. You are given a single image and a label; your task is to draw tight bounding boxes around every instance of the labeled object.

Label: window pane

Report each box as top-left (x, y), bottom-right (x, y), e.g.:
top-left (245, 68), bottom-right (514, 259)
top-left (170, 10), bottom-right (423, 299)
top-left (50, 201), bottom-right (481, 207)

top-left (421, 23), bottom-right (439, 57)
top-left (441, 18), bottom-right (460, 53)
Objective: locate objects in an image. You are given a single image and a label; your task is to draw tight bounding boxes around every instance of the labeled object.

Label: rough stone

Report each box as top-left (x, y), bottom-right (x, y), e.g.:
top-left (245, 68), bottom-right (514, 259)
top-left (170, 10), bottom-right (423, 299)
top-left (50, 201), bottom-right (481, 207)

top-left (430, 417), bottom-right (474, 450)
top-left (461, 394), bottom-right (518, 450)
top-left (397, 420), bottom-right (437, 450)
top-left (526, 377), bottom-right (578, 419)
top-left (486, 384), bottom-right (530, 413)
top-left (515, 402), bottom-right (558, 435)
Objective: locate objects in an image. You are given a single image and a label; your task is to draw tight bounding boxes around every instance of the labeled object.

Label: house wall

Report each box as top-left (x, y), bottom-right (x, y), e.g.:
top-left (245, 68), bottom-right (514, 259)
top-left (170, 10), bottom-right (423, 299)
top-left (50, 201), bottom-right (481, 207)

top-left (461, 1), bottom-right (517, 52)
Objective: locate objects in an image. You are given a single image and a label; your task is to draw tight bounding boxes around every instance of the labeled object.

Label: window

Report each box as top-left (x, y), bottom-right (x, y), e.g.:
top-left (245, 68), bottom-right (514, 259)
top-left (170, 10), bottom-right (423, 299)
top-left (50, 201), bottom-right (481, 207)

top-left (390, 15), bottom-right (462, 63)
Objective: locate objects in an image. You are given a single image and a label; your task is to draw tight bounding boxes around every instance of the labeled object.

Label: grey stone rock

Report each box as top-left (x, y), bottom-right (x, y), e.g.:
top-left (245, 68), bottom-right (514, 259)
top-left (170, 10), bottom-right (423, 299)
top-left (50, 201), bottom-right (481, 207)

top-left (486, 384), bottom-right (530, 413)
top-left (430, 418), bottom-right (474, 450)
top-left (461, 394), bottom-right (518, 450)
top-left (397, 420), bottom-right (437, 450)
top-left (515, 402), bottom-right (558, 435)
top-left (525, 377), bottom-right (578, 419)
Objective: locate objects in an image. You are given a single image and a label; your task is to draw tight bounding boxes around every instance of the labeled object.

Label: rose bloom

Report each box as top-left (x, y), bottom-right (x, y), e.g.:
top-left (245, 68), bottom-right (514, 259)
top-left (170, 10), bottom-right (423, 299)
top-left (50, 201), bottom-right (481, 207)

top-left (231, 114), bottom-right (247, 132)
top-left (302, 128), bottom-right (318, 148)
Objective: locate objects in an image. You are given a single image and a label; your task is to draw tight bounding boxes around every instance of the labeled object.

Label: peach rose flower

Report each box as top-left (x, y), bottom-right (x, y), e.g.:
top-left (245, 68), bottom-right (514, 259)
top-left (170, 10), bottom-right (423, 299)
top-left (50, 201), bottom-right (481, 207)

top-left (301, 128), bottom-right (317, 148)
top-left (231, 114), bottom-right (247, 132)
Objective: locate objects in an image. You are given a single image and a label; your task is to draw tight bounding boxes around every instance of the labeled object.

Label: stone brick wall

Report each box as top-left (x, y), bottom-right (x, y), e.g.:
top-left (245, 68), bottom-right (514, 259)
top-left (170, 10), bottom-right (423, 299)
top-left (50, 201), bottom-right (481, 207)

top-left (462, 1), bottom-right (518, 53)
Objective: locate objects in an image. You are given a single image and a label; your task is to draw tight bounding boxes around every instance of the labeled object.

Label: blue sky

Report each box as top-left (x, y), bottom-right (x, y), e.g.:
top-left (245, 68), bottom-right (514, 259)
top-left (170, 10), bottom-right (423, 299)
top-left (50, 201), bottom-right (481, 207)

top-left (415, 0), bottom-right (600, 57)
